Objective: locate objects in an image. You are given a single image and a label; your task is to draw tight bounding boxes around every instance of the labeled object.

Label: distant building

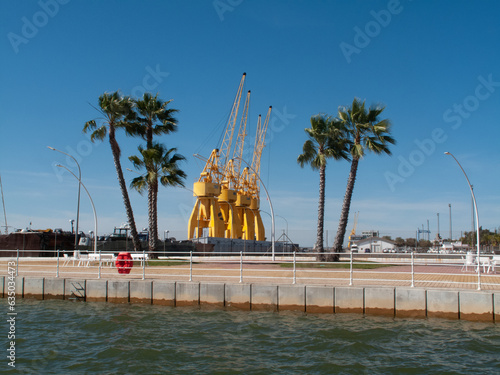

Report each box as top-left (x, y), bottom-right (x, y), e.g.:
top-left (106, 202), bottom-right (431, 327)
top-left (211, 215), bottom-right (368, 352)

top-left (349, 230), bottom-right (380, 246)
top-left (439, 241), bottom-right (469, 253)
top-left (361, 230), bottom-right (379, 238)
top-left (353, 237), bottom-right (397, 253)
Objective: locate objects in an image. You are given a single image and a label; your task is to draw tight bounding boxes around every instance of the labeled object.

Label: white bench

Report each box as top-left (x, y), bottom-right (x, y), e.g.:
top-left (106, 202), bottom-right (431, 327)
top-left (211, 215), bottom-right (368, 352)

top-left (131, 253), bottom-right (149, 266)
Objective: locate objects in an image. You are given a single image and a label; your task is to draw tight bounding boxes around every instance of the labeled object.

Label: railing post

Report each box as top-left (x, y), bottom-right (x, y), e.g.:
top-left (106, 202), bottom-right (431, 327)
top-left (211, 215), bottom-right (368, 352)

top-left (239, 251), bottom-right (243, 283)
top-left (56, 249), bottom-right (60, 278)
top-left (292, 251), bottom-right (296, 284)
top-left (349, 250), bottom-right (353, 286)
top-left (189, 251), bottom-right (193, 282)
top-left (477, 251), bottom-right (482, 291)
top-left (411, 251), bottom-right (415, 287)
top-left (16, 248), bottom-right (19, 277)
top-left (142, 247), bottom-right (146, 280)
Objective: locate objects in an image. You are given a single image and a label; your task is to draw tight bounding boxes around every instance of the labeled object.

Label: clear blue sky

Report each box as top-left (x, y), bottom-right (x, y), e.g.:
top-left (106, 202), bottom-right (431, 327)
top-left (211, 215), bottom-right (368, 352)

top-left (1, 0), bottom-right (499, 247)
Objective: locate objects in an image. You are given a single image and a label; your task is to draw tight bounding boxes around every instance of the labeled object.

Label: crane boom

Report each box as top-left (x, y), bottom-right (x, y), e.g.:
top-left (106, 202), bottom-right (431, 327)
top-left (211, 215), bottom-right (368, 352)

top-left (188, 74), bottom-right (246, 240)
top-left (250, 106), bottom-right (272, 197)
top-left (232, 90), bottom-right (250, 186)
top-left (222, 90), bottom-right (250, 191)
top-left (219, 73), bottom-right (246, 169)
top-left (188, 73), bottom-right (272, 243)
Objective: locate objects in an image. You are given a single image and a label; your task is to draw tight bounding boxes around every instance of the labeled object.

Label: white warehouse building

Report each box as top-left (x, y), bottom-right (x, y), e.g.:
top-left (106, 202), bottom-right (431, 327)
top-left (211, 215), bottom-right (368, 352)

top-left (352, 237), bottom-right (397, 253)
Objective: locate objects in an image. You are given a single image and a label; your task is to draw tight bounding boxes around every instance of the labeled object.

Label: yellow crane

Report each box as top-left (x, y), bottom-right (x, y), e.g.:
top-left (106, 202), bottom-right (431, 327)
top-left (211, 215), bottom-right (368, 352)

top-left (188, 73), bottom-right (271, 243)
top-left (188, 73), bottom-right (246, 240)
top-left (219, 90), bottom-right (251, 239)
top-left (237, 106), bottom-right (272, 241)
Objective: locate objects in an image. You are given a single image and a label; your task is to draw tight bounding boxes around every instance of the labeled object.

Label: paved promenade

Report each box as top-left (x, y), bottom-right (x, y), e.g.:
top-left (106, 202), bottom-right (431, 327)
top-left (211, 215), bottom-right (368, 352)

top-left (3, 258), bottom-right (499, 291)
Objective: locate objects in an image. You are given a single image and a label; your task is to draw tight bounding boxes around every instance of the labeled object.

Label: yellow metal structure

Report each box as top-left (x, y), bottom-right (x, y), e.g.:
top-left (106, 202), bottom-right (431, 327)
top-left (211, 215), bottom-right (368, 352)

top-left (188, 73), bottom-right (246, 240)
top-left (238, 106), bottom-right (272, 241)
top-left (219, 90), bottom-right (251, 239)
top-left (188, 73), bottom-right (271, 242)
top-left (188, 149), bottom-right (225, 239)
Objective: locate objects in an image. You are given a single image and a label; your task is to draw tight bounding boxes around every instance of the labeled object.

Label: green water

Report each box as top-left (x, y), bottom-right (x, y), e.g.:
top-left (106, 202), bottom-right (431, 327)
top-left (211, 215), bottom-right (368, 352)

top-left (4, 300), bottom-right (500, 374)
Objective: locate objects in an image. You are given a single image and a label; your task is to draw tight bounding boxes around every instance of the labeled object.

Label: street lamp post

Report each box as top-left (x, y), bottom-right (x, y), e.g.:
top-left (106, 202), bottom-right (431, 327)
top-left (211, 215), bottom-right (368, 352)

top-left (48, 147), bottom-right (81, 250)
top-left (449, 203), bottom-right (452, 241)
top-left (56, 164), bottom-right (98, 256)
top-left (444, 152), bottom-right (481, 290)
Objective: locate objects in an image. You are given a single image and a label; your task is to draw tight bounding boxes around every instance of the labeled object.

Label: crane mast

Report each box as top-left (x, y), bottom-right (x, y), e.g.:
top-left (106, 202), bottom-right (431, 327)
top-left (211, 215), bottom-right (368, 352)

top-left (219, 90), bottom-right (251, 239)
top-left (219, 73), bottom-right (246, 169)
top-left (188, 73), bottom-right (246, 240)
top-left (248, 106), bottom-right (271, 240)
top-left (188, 73), bottom-right (271, 243)
top-left (250, 106), bottom-right (271, 199)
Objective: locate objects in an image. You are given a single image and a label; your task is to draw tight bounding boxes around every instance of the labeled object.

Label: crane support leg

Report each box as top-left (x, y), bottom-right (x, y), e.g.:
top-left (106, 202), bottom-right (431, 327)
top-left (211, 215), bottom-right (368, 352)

top-left (254, 211), bottom-right (265, 241)
top-left (188, 197), bottom-right (225, 239)
top-left (242, 208), bottom-right (255, 240)
top-left (219, 202), bottom-right (242, 239)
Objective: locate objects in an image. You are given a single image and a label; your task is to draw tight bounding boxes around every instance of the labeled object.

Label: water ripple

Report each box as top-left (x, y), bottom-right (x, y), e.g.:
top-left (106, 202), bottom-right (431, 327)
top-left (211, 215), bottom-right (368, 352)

top-left (6, 300), bottom-right (500, 374)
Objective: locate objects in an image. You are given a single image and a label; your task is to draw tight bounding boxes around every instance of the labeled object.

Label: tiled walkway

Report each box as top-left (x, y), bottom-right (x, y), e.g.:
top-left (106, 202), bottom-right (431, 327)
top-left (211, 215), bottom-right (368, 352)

top-left (4, 259), bottom-right (499, 291)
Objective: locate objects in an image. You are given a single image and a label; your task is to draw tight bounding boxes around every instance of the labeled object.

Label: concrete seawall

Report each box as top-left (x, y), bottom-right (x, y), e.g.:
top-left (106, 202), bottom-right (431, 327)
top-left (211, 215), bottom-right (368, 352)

top-left (5, 276), bottom-right (499, 322)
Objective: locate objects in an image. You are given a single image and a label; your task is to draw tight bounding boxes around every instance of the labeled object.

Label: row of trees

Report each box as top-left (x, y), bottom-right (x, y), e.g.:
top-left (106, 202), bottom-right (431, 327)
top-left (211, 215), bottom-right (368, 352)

top-left (298, 98), bottom-right (395, 261)
top-left (459, 228), bottom-right (500, 247)
top-left (83, 92), bottom-right (186, 254)
top-left (361, 229), bottom-right (500, 249)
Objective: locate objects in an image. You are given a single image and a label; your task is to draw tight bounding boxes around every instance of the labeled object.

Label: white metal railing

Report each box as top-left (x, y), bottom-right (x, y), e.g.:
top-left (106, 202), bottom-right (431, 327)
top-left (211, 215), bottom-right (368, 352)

top-left (0, 249), bottom-right (498, 290)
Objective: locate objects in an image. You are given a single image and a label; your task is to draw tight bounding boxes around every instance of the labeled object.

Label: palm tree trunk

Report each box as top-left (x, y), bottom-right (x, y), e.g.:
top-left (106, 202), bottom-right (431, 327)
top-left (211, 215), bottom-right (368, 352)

top-left (146, 121), bottom-right (157, 256)
top-left (147, 182), bottom-right (154, 252)
top-left (315, 165), bottom-right (326, 261)
top-left (332, 157), bottom-right (359, 260)
top-left (109, 126), bottom-right (142, 252)
top-left (147, 180), bottom-right (159, 256)
top-left (152, 180), bottom-right (159, 256)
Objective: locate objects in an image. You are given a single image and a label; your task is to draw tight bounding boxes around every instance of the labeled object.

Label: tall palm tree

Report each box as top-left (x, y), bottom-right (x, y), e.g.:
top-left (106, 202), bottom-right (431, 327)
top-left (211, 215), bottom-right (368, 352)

top-left (129, 143), bottom-right (186, 254)
top-left (297, 114), bottom-right (349, 261)
top-left (83, 91), bottom-right (142, 252)
top-left (132, 93), bottom-right (178, 149)
top-left (332, 98), bottom-right (396, 256)
top-left (128, 93), bottom-right (179, 251)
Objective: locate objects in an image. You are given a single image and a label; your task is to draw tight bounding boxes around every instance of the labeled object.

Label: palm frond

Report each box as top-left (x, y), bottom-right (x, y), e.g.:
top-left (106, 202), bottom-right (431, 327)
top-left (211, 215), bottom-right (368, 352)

top-left (91, 125), bottom-right (107, 142)
top-left (130, 176), bottom-right (148, 195)
top-left (83, 120), bottom-right (97, 134)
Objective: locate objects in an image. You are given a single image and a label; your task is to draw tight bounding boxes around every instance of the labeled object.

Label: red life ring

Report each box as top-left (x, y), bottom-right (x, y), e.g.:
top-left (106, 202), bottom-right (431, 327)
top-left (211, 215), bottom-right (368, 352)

top-left (115, 252), bottom-right (133, 274)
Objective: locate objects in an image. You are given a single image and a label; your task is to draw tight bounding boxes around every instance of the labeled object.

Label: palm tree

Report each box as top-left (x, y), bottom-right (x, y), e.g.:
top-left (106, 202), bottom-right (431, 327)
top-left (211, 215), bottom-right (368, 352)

top-left (297, 114), bottom-right (349, 261)
top-left (127, 93), bottom-right (179, 252)
top-left (332, 98), bottom-right (396, 256)
top-left (129, 143), bottom-right (186, 254)
top-left (83, 91), bottom-right (142, 252)
top-left (131, 93), bottom-right (178, 149)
